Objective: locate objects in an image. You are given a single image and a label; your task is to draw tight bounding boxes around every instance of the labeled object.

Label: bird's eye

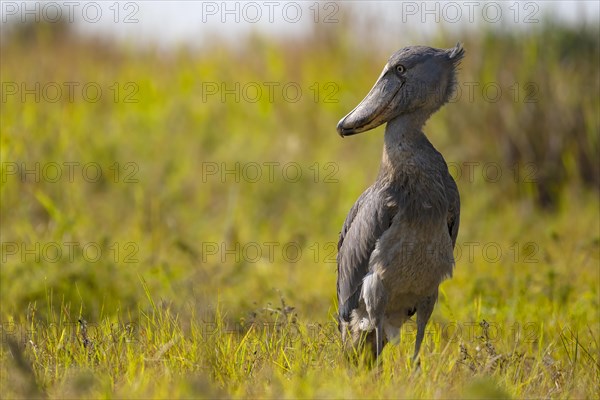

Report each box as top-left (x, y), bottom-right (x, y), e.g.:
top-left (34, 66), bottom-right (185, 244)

top-left (396, 64), bottom-right (406, 74)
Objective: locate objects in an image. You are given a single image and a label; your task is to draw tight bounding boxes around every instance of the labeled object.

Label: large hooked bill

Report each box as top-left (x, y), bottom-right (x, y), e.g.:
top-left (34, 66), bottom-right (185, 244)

top-left (336, 64), bottom-right (403, 137)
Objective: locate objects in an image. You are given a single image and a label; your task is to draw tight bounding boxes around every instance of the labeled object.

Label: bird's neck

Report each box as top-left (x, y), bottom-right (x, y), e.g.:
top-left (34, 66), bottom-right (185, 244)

top-left (378, 111), bottom-right (430, 179)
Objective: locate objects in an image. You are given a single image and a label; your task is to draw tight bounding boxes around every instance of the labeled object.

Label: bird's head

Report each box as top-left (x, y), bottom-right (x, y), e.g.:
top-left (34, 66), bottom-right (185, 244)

top-left (337, 43), bottom-right (465, 137)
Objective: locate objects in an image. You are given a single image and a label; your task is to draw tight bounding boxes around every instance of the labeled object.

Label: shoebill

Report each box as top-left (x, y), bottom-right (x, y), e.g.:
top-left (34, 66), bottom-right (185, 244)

top-left (336, 43), bottom-right (464, 362)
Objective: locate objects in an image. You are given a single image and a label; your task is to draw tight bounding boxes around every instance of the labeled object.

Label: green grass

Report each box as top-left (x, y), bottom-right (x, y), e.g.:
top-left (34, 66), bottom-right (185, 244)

top-left (1, 20), bottom-right (599, 399)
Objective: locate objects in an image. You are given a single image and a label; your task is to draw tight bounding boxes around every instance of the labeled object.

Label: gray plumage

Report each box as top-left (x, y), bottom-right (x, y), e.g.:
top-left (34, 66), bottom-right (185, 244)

top-left (336, 44), bottom-right (464, 361)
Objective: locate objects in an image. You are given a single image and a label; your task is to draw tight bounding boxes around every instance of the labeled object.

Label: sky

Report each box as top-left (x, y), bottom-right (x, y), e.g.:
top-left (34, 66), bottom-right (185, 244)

top-left (1, 1), bottom-right (599, 48)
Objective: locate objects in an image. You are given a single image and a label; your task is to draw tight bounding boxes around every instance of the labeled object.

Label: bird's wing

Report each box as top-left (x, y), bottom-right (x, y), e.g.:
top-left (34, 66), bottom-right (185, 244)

top-left (337, 186), bottom-right (397, 324)
top-left (445, 174), bottom-right (460, 248)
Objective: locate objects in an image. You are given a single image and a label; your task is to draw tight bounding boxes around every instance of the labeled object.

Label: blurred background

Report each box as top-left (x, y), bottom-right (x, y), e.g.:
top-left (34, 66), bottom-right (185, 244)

top-left (1, 0), bottom-right (598, 332)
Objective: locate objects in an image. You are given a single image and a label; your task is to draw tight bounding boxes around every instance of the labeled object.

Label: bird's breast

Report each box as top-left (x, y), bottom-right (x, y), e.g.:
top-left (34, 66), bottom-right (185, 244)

top-left (370, 177), bottom-right (454, 295)
top-left (372, 216), bottom-right (454, 296)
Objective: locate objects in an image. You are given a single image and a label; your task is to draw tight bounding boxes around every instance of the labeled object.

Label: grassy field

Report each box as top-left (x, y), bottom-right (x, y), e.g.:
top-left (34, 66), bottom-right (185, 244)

top-left (1, 16), bottom-right (599, 399)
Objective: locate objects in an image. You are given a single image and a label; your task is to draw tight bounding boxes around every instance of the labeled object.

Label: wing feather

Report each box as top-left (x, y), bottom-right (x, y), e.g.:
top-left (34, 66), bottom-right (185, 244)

top-left (445, 174), bottom-right (460, 248)
top-left (336, 186), bottom-right (396, 325)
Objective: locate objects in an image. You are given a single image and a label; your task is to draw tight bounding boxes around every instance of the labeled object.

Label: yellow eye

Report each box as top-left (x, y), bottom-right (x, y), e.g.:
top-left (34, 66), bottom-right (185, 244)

top-left (396, 65), bottom-right (406, 74)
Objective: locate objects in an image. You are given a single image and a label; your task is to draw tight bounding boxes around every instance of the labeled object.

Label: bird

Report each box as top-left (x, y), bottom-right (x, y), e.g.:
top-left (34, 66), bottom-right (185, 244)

top-left (336, 43), bottom-right (464, 363)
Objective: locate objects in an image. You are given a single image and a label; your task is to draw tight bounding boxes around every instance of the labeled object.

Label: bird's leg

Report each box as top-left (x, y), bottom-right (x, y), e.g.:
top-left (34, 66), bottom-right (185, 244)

top-left (375, 319), bottom-right (384, 360)
top-left (361, 272), bottom-right (387, 362)
top-left (412, 291), bottom-right (438, 365)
